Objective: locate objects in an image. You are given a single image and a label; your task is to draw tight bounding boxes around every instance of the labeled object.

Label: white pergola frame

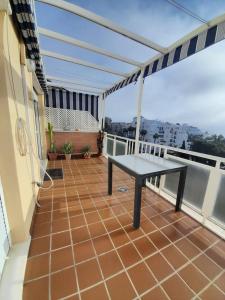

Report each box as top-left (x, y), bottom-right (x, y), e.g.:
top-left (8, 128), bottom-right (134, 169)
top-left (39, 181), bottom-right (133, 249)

top-left (36, 0), bottom-right (225, 153)
top-left (40, 49), bottom-right (129, 78)
top-left (39, 27), bottom-right (143, 67)
top-left (46, 75), bottom-right (108, 91)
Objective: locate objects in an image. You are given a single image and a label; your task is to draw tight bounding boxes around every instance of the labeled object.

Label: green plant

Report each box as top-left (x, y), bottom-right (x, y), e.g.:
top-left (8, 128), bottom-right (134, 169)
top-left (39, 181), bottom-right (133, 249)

top-left (81, 144), bottom-right (91, 154)
top-left (62, 142), bottom-right (73, 154)
top-left (47, 123), bottom-right (57, 153)
top-left (49, 142), bottom-right (57, 153)
top-left (47, 122), bottom-right (53, 144)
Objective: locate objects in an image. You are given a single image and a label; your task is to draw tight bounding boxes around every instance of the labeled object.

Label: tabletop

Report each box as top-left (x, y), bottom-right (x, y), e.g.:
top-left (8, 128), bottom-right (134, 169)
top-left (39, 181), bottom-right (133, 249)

top-left (109, 154), bottom-right (186, 176)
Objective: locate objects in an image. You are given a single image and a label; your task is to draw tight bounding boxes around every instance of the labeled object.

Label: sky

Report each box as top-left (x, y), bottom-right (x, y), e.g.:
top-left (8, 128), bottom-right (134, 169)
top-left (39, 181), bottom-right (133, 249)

top-left (35, 0), bottom-right (225, 135)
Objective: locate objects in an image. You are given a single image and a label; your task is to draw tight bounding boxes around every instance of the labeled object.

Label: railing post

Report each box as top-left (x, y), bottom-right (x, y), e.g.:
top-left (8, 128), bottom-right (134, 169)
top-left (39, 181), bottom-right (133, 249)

top-left (159, 147), bottom-right (167, 194)
top-left (98, 95), bottom-right (101, 129)
top-left (113, 136), bottom-right (116, 156)
top-left (103, 132), bottom-right (108, 156)
top-left (101, 96), bottom-right (106, 130)
top-left (125, 139), bottom-right (128, 155)
top-left (134, 68), bottom-right (145, 155)
top-left (201, 160), bottom-right (221, 224)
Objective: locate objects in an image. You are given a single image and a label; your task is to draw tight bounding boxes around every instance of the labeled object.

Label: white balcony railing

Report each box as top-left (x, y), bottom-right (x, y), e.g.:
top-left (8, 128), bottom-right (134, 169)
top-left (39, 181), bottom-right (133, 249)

top-left (103, 133), bottom-right (225, 239)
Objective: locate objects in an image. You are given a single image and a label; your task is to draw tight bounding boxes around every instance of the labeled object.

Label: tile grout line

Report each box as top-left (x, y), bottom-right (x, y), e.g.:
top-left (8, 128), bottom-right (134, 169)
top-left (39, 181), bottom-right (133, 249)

top-left (29, 159), bottom-right (225, 300)
top-left (157, 231), bottom-right (221, 298)
top-left (107, 187), bottom-right (223, 299)
top-left (175, 229), bottom-right (224, 271)
top-left (73, 160), bottom-right (112, 300)
top-left (213, 269), bottom-right (225, 295)
top-left (131, 224), bottom-right (220, 299)
top-left (65, 159), bottom-right (82, 300)
top-left (193, 269), bottom-right (225, 299)
top-left (140, 203), bottom-right (225, 287)
top-left (148, 213), bottom-right (221, 297)
top-left (28, 207), bottom-right (203, 280)
top-left (30, 211), bottom-right (218, 274)
top-left (35, 194), bottom-right (182, 237)
top-left (109, 199), bottom-right (171, 300)
top-left (31, 201), bottom-right (189, 246)
top-left (89, 191), bottom-right (141, 300)
top-left (48, 186), bottom-right (53, 300)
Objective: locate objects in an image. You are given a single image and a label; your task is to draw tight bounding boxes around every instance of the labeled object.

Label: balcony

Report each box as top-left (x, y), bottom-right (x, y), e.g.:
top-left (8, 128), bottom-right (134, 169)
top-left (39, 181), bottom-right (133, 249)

top-left (23, 157), bottom-right (225, 299)
top-left (1, 1), bottom-right (225, 300)
top-left (105, 134), bottom-right (225, 231)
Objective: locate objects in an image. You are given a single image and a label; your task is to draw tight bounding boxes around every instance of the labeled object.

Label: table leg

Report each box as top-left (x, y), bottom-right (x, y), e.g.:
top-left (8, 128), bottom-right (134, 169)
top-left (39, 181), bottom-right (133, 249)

top-left (108, 160), bottom-right (112, 195)
top-left (133, 177), bottom-right (142, 229)
top-left (175, 168), bottom-right (187, 211)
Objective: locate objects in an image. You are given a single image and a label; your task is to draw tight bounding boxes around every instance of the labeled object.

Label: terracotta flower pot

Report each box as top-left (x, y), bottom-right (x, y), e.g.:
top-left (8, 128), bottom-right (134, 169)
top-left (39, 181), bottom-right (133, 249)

top-left (48, 152), bottom-right (58, 161)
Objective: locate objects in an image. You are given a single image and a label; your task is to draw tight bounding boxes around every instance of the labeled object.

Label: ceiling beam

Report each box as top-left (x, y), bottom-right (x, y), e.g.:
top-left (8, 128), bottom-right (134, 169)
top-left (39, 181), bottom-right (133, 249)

top-left (41, 49), bottom-right (128, 77)
top-left (46, 75), bottom-right (107, 90)
top-left (39, 27), bottom-right (143, 67)
top-left (37, 0), bottom-right (167, 54)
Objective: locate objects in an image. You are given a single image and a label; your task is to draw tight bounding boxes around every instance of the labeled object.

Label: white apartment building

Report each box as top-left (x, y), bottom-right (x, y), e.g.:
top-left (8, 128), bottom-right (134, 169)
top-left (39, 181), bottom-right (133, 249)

top-left (111, 122), bottom-right (130, 134)
top-left (132, 117), bottom-right (202, 149)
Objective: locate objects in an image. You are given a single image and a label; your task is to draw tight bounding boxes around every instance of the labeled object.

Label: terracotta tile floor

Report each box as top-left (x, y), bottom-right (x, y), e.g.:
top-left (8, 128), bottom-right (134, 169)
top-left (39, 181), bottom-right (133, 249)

top-left (23, 157), bottom-right (225, 300)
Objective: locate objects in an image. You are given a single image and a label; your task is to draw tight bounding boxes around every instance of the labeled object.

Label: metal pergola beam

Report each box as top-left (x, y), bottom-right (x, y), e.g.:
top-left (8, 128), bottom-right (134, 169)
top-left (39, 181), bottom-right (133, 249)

top-left (48, 81), bottom-right (104, 92)
top-left (46, 75), bottom-right (107, 90)
top-left (48, 82), bottom-right (101, 95)
top-left (37, 0), bottom-right (167, 54)
top-left (41, 49), bottom-right (128, 78)
top-left (39, 27), bottom-right (143, 67)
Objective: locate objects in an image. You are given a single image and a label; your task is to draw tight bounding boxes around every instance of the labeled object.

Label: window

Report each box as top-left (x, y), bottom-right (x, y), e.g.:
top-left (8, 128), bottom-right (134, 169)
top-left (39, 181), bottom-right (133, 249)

top-left (33, 94), bottom-right (43, 160)
top-left (0, 179), bottom-right (10, 278)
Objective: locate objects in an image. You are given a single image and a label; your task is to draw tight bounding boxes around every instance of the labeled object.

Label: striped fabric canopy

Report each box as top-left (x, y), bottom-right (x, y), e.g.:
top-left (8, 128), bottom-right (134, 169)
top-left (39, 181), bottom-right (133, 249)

top-left (103, 70), bottom-right (141, 98)
top-left (45, 87), bottom-right (99, 121)
top-left (104, 19), bottom-right (225, 97)
top-left (11, 0), bottom-right (47, 92)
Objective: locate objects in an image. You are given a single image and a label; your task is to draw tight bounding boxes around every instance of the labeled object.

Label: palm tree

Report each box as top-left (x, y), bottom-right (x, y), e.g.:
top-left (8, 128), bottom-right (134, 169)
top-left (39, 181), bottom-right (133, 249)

top-left (140, 129), bottom-right (147, 141)
top-left (153, 133), bottom-right (159, 143)
top-left (181, 140), bottom-right (186, 149)
top-left (128, 126), bottom-right (136, 138)
top-left (122, 128), bottom-right (128, 137)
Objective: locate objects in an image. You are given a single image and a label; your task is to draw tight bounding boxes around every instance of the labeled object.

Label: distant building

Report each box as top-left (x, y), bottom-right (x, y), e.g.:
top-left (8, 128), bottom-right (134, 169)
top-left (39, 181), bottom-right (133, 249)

top-left (182, 124), bottom-right (202, 136)
top-left (132, 117), bottom-right (202, 149)
top-left (105, 116), bottom-right (202, 149)
top-left (111, 122), bottom-right (130, 135)
top-left (104, 117), bottom-right (112, 131)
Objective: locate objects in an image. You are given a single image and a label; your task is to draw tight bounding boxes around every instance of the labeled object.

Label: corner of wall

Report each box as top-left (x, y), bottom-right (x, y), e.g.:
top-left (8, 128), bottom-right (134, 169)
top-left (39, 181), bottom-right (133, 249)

top-left (0, 12), bottom-right (39, 244)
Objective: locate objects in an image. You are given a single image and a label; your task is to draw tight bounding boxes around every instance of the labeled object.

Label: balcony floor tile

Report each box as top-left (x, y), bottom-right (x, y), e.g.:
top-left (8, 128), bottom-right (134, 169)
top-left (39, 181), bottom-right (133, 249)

top-left (23, 157), bottom-right (225, 299)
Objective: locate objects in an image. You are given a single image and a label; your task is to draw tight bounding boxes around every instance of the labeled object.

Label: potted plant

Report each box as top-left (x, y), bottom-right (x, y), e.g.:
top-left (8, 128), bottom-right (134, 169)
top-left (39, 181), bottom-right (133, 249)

top-left (97, 130), bottom-right (104, 156)
top-left (48, 142), bottom-right (58, 160)
top-left (81, 145), bottom-right (91, 159)
top-left (62, 142), bottom-right (73, 160)
top-left (47, 122), bottom-right (58, 160)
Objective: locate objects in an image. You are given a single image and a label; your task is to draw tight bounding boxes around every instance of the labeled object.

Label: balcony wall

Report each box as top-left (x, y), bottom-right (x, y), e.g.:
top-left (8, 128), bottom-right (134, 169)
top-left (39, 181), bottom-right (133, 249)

top-left (46, 131), bottom-right (98, 154)
top-left (0, 12), bottom-right (46, 244)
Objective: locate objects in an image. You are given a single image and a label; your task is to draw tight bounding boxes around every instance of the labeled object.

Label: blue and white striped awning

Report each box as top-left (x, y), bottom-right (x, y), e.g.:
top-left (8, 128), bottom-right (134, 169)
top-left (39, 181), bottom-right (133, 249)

top-left (103, 70), bottom-right (141, 98)
top-left (10, 1), bottom-right (225, 99)
top-left (45, 87), bottom-right (99, 121)
top-left (11, 0), bottom-right (47, 92)
top-left (104, 19), bottom-right (225, 97)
